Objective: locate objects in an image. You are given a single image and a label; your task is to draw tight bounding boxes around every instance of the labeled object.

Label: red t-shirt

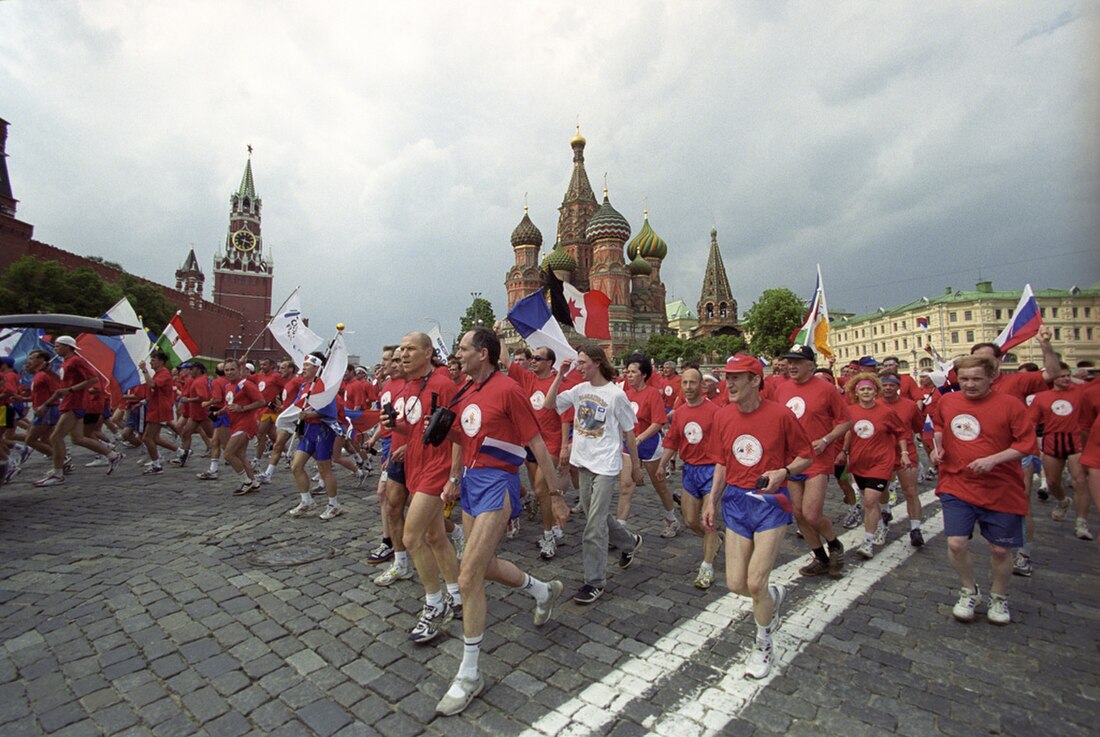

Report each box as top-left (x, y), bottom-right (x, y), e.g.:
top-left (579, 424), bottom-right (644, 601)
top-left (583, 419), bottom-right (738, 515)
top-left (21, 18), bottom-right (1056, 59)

top-left (664, 399), bottom-right (720, 466)
top-left (184, 376), bottom-right (211, 421)
top-left (455, 372), bottom-right (540, 472)
top-left (59, 354), bottom-right (94, 412)
top-left (32, 369), bottom-right (61, 408)
top-left (882, 396), bottom-right (924, 465)
top-left (146, 366), bottom-right (175, 423)
top-left (210, 376), bottom-right (230, 410)
top-left (281, 376), bottom-right (305, 408)
top-left (710, 399), bottom-right (813, 488)
top-left (505, 362), bottom-right (576, 457)
top-left (225, 378), bottom-right (263, 436)
top-left (377, 377), bottom-right (405, 444)
top-left (400, 368), bottom-right (456, 492)
top-left (256, 371), bottom-right (285, 406)
top-left (1030, 386), bottom-right (1084, 456)
top-left (990, 371), bottom-right (1050, 403)
top-left (0, 371), bottom-right (21, 405)
top-left (344, 379), bottom-right (369, 410)
top-left (775, 376), bottom-right (852, 475)
top-left (658, 374), bottom-right (682, 410)
top-left (761, 373), bottom-right (788, 401)
top-left (847, 402), bottom-right (906, 478)
top-left (932, 391), bottom-right (1037, 514)
top-left (623, 382), bottom-right (666, 438)
top-left (1077, 381), bottom-right (1100, 469)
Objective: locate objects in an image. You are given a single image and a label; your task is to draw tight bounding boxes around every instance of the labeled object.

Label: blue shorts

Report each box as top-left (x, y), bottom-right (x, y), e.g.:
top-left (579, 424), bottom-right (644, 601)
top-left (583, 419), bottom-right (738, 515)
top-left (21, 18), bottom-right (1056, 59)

top-left (212, 413), bottom-right (230, 429)
top-left (525, 446), bottom-right (536, 463)
top-left (386, 458), bottom-right (406, 486)
top-left (721, 484), bottom-right (793, 539)
top-left (460, 467), bottom-right (521, 520)
top-left (380, 436), bottom-right (392, 465)
top-left (625, 434), bottom-right (662, 462)
top-left (296, 423), bottom-right (336, 461)
top-left (940, 493), bottom-right (1024, 548)
top-left (788, 472), bottom-right (808, 482)
top-left (1020, 455), bottom-right (1042, 474)
top-left (33, 406), bottom-right (61, 427)
top-left (682, 463), bottom-right (715, 500)
top-left (125, 406), bottom-right (146, 434)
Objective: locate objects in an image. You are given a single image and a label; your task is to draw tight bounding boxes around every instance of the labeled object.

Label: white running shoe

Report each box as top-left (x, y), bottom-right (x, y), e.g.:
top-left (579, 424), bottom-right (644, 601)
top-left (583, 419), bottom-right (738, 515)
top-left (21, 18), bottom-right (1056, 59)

top-left (693, 564), bottom-right (714, 590)
top-left (33, 472), bottom-right (65, 487)
top-left (873, 520), bottom-right (888, 546)
top-left (858, 539), bottom-right (875, 559)
top-left (374, 561), bottom-right (413, 586)
top-left (987, 593), bottom-right (1011, 625)
top-left (952, 585), bottom-right (981, 622)
top-left (538, 535), bottom-right (557, 560)
top-left (505, 518), bottom-right (521, 539)
top-left (85, 457), bottom-right (109, 468)
top-left (660, 518), bottom-right (681, 538)
top-left (287, 501), bottom-right (317, 517)
top-left (744, 640), bottom-right (773, 679)
top-left (319, 504), bottom-right (343, 521)
top-left (1075, 519), bottom-right (1094, 541)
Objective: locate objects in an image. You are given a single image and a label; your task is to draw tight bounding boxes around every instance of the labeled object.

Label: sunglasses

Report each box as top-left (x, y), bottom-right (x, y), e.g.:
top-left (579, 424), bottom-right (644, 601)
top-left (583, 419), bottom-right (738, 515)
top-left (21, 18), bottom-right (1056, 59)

top-left (530, 356), bottom-right (551, 362)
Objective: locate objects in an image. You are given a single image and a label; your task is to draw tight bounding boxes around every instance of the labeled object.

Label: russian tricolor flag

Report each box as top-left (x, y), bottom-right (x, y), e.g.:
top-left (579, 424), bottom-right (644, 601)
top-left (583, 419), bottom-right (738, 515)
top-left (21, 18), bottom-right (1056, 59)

top-left (994, 284), bottom-right (1043, 353)
top-left (747, 490), bottom-right (794, 514)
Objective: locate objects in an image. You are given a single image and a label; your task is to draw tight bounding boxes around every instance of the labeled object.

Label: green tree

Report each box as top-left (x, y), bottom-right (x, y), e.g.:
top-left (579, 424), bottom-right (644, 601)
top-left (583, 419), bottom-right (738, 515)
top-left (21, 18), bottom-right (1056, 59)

top-left (116, 273), bottom-right (175, 331)
top-left (458, 296), bottom-right (497, 339)
top-left (742, 288), bottom-right (805, 359)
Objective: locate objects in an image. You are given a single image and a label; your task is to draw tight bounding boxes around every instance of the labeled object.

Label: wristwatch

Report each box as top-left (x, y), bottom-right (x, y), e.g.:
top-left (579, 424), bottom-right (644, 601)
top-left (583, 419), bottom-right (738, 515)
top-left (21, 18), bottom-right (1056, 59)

top-left (449, 476), bottom-right (460, 485)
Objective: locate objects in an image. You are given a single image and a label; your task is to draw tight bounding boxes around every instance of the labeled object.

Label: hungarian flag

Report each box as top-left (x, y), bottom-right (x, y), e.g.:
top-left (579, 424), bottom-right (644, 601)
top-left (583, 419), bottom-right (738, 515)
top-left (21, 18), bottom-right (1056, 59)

top-left (994, 284), bottom-right (1043, 353)
top-left (155, 312), bottom-right (198, 367)
top-left (545, 270), bottom-right (611, 340)
top-left (789, 264), bottom-right (833, 359)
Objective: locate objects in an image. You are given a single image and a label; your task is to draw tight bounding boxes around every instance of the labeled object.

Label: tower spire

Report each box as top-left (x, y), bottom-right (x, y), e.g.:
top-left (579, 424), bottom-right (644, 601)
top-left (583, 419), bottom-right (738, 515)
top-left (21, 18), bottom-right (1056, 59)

top-left (237, 149), bottom-right (256, 199)
top-left (695, 226), bottom-right (738, 335)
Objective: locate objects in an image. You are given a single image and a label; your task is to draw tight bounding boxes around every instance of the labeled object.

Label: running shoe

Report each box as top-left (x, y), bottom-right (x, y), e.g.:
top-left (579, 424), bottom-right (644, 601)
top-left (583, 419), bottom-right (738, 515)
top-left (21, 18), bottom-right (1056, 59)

top-left (952, 585), bottom-right (981, 622)
top-left (1051, 499), bottom-right (1071, 521)
top-left (142, 464), bottom-right (164, 476)
top-left (693, 564), bottom-right (714, 590)
top-left (827, 543), bottom-right (845, 578)
top-left (768, 583), bottom-right (787, 632)
top-left (4, 463), bottom-right (21, 484)
top-left (873, 520), bottom-right (888, 546)
top-left (619, 534), bottom-right (642, 569)
top-left (319, 504), bottom-right (343, 520)
top-left (533, 580), bottom-right (564, 627)
top-left (435, 674), bottom-right (484, 716)
top-left (660, 518), bottom-right (681, 538)
top-left (744, 640), bottom-right (773, 679)
top-left (1075, 519), bottom-right (1094, 540)
top-left (571, 501), bottom-right (584, 515)
top-left (909, 528), bottom-right (925, 547)
top-left (367, 541), bottom-right (395, 565)
top-left (572, 584), bottom-right (604, 605)
top-left (799, 557), bottom-right (830, 577)
top-left (33, 472), bottom-right (65, 487)
top-left (446, 593), bottom-right (463, 621)
top-left (287, 501), bottom-right (318, 517)
top-left (1036, 485), bottom-right (1049, 501)
top-left (1012, 551), bottom-right (1033, 577)
top-left (196, 470), bottom-right (219, 480)
top-left (987, 593), bottom-right (1011, 625)
top-left (374, 561), bottom-right (413, 586)
top-left (841, 503), bottom-right (863, 529)
top-left (857, 540), bottom-right (875, 559)
top-left (888, 483), bottom-right (898, 506)
top-left (18, 445), bottom-right (33, 466)
top-left (106, 452), bottom-right (125, 476)
top-left (409, 600), bottom-right (453, 644)
top-left (671, 492), bottom-right (682, 506)
top-left (354, 469), bottom-right (367, 488)
top-left (505, 518), bottom-right (521, 540)
top-left (538, 535), bottom-right (557, 560)
top-left (169, 450), bottom-right (191, 467)
top-left (232, 479), bottom-right (261, 496)
top-left (85, 457), bottom-right (109, 468)
top-left (256, 472), bottom-right (272, 485)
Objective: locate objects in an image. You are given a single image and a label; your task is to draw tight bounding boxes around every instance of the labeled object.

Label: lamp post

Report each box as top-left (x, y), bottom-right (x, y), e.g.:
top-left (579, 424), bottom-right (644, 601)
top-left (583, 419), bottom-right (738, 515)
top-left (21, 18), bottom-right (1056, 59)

top-left (229, 334), bottom-right (242, 359)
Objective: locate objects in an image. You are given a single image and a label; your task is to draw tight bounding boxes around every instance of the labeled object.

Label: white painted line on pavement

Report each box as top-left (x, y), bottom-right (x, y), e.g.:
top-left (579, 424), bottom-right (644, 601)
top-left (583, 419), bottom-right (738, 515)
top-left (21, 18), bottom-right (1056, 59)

top-left (517, 490), bottom-right (940, 737)
top-left (644, 510), bottom-right (946, 737)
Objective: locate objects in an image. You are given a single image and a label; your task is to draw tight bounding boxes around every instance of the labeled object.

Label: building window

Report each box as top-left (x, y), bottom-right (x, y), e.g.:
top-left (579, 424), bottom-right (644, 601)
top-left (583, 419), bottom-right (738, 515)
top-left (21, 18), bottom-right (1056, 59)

top-left (893, 322), bottom-right (897, 331)
top-left (719, 303), bottom-right (727, 318)
top-left (949, 312), bottom-right (957, 322)
top-left (899, 360), bottom-right (909, 370)
top-left (1073, 307), bottom-right (1079, 318)
top-left (995, 309), bottom-right (1002, 320)
top-left (903, 338), bottom-right (908, 349)
top-left (919, 358), bottom-right (933, 369)
top-left (1051, 307), bottom-right (1058, 318)
top-left (1003, 353), bottom-right (1018, 364)
top-left (894, 339), bottom-right (899, 350)
top-left (1040, 307), bottom-right (1045, 318)
top-left (963, 310), bottom-right (972, 321)
top-left (902, 320), bottom-right (907, 329)
top-left (873, 326), bottom-right (877, 336)
top-left (951, 332), bottom-right (959, 344)
top-left (1074, 328), bottom-right (1080, 340)
top-left (1054, 327), bottom-right (1061, 340)
top-left (966, 330), bottom-right (974, 342)
top-left (1089, 328), bottom-right (1094, 340)
top-left (1086, 307), bottom-right (1092, 318)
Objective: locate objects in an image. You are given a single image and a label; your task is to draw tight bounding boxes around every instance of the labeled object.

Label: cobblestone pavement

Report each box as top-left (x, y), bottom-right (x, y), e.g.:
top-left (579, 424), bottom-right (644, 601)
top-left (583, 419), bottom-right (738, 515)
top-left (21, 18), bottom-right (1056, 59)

top-left (1, 448), bottom-right (1097, 736)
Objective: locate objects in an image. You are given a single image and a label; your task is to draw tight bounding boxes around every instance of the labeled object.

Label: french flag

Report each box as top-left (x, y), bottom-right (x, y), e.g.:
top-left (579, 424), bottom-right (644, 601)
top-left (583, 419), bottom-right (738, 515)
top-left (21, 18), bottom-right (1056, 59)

top-left (508, 291), bottom-right (578, 371)
top-left (994, 284), bottom-right (1043, 353)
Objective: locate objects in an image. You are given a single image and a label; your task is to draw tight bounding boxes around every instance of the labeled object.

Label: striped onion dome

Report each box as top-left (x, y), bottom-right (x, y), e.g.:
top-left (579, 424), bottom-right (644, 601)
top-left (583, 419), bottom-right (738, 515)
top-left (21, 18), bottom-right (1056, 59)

top-left (510, 210), bottom-right (543, 248)
top-left (628, 252), bottom-right (652, 276)
top-left (542, 241), bottom-right (577, 272)
top-left (585, 191), bottom-right (631, 242)
top-left (626, 211), bottom-right (668, 260)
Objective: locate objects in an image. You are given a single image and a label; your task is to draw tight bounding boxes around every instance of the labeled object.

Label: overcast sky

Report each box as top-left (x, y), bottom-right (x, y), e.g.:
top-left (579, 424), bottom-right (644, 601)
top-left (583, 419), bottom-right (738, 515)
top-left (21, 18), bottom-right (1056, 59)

top-left (2, 1), bottom-right (1097, 357)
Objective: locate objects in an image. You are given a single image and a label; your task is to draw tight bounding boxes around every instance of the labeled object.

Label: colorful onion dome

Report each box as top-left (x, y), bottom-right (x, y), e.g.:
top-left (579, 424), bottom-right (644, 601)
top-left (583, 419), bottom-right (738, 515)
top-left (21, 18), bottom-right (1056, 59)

top-left (626, 211), bottom-right (668, 260)
top-left (628, 252), bottom-right (652, 276)
top-left (585, 190), bottom-right (631, 242)
top-left (510, 208), bottom-right (543, 248)
top-left (542, 241), bottom-right (577, 272)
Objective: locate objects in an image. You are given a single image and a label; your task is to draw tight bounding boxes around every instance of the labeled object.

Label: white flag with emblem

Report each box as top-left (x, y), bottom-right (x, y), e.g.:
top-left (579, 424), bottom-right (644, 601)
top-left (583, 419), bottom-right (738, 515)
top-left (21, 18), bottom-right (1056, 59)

top-left (268, 288), bottom-right (323, 364)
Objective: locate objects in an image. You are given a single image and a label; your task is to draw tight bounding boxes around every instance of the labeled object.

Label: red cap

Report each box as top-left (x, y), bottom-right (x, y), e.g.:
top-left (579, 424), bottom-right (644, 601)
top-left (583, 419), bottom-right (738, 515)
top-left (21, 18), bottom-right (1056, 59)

top-left (721, 354), bottom-right (764, 377)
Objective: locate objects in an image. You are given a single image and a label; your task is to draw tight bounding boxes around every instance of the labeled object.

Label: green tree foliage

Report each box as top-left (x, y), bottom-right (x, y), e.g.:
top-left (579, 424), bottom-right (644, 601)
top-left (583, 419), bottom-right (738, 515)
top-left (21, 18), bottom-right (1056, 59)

top-left (742, 288), bottom-right (806, 359)
top-left (458, 297), bottom-right (497, 339)
top-left (0, 256), bottom-right (176, 332)
top-left (615, 332), bottom-right (748, 366)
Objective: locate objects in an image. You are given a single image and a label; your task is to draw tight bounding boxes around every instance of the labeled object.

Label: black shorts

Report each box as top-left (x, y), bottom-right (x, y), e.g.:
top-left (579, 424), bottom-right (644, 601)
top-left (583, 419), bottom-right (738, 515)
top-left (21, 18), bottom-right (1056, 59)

top-left (854, 475), bottom-right (889, 492)
top-left (386, 459), bottom-right (406, 486)
top-left (1042, 432), bottom-right (1080, 461)
top-left (83, 412), bottom-right (101, 426)
top-left (834, 463), bottom-right (847, 480)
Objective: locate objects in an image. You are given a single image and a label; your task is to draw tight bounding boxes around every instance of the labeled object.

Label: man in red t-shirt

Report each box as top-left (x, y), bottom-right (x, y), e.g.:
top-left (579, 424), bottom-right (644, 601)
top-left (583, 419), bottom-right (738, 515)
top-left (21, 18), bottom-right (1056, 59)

top-left (1078, 379), bottom-right (1100, 553)
top-left (138, 350), bottom-right (180, 475)
top-left (22, 349), bottom-right (60, 463)
top-left (932, 355), bottom-right (1037, 625)
top-left (175, 362), bottom-right (214, 468)
top-left (702, 354), bottom-right (813, 680)
top-left (1029, 362), bottom-right (1090, 538)
top-left (252, 358), bottom-right (285, 467)
top-left (774, 345), bottom-right (852, 578)
top-left (257, 359), bottom-right (302, 484)
top-left (966, 326), bottom-right (1058, 402)
top-left (881, 375), bottom-right (927, 545)
top-left (217, 358), bottom-right (266, 494)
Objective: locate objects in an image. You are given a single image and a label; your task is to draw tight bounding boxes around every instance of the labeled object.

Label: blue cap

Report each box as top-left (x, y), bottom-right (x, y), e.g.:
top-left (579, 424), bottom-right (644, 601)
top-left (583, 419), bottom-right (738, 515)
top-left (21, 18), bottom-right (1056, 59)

top-left (857, 356), bottom-right (879, 367)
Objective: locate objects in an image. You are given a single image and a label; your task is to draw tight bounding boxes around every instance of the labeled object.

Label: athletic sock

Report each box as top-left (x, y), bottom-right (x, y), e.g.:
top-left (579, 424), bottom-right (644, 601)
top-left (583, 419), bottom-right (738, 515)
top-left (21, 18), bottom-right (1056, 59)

top-left (756, 625), bottom-right (772, 648)
top-left (664, 509), bottom-right (677, 523)
top-left (522, 573), bottom-right (550, 604)
top-left (813, 547), bottom-right (829, 564)
top-left (447, 582), bottom-right (462, 606)
top-left (864, 532), bottom-right (874, 544)
top-left (395, 551), bottom-right (409, 567)
top-left (300, 492), bottom-right (313, 505)
top-left (426, 590), bottom-right (444, 613)
top-left (910, 519), bottom-right (922, 530)
top-left (265, 464), bottom-right (276, 477)
top-left (543, 529), bottom-right (554, 541)
top-left (210, 459), bottom-right (220, 473)
top-left (551, 525), bottom-right (563, 539)
top-left (700, 561), bottom-right (714, 574)
top-left (328, 496), bottom-right (339, 507)
top-left (455, 635), bottom-right (483, 683)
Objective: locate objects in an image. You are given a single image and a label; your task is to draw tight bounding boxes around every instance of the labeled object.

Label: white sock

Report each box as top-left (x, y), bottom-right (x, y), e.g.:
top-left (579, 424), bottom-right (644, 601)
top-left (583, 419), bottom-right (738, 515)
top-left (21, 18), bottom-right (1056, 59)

top-left (616, 518), bottom-right (628, 527)
top-left (454, 635), bottom-right (482, 683)
top-left (756, 625), bottom-right (772, 648)
top-left (426, 590), bottom-right (443, 612)
top-left (700, 561), bottom-right (714, 574)
top-left (265, 464), bottom-right (276, 477)
top-left (665, 509), bottom-right (677, 523)
top-left (300, 492), bottom-right (313, 505)
top-left (543, 529), bottom-right (554, 541)
top-left (552, 525), bottom-right (563, 539)
top-left (452, 525), bottom-right (464, 542)
top-left (522, 574), bottom-right (550, 604)
top-left (865, 532), bottom-right (874, 544)
top-left (210, 459), bottom-right (220, 472)
top-left (910, 519), bottom-right (922, 530)
top-left (328, 496), bottom-right (339, 508)
top-left (447, 582), bottom-right (462, 606)
top-left (395, 551), bottom-right (409, 567)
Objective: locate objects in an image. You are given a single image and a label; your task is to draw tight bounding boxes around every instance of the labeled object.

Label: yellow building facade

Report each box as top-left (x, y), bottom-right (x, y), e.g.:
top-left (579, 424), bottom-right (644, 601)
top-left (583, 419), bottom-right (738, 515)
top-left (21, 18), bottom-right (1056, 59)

top-left (830, 281), bottom-right (1100, 373)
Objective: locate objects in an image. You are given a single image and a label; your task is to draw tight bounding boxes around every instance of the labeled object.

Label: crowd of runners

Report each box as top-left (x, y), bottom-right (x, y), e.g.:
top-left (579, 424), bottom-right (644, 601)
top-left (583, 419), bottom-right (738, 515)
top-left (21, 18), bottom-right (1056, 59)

top-left (1, 323), bottom-right (1098, 715)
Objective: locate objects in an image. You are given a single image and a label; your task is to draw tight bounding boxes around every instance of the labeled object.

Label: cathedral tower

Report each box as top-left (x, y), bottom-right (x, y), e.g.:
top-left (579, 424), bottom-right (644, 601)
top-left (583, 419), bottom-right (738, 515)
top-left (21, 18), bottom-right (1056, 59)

top-left (556, 127), bottom-right (599, 291)
top-left (695, 227), bottom-right (739, 336)
top-left (175, 248), bottom-right (204, 307)
top-left (586, 188), bottom-right (632, 346)
top-left (505, 206), bottom-right (544, 310)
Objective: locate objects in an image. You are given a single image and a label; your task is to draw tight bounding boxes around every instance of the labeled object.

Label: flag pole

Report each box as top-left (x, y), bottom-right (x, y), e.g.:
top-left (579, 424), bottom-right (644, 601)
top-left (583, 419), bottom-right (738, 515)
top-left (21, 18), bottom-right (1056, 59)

top-left (145, 310), bottom-right (181, 363)
top-left (240, 286), bottom-right (301, 363)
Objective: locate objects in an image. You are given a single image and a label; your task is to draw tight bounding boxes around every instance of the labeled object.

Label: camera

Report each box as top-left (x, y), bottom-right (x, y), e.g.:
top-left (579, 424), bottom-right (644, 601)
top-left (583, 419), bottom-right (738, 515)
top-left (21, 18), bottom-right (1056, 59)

top-left (382, 402), bottom-right (397, 428)
top-left (423, 406), bottom-right (456, 447)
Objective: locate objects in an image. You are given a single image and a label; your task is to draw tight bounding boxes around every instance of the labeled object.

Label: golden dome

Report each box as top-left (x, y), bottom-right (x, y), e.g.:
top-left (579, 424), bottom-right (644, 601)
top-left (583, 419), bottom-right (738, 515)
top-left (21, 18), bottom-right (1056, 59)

top-left (570, 124), bottom-right (586, 147)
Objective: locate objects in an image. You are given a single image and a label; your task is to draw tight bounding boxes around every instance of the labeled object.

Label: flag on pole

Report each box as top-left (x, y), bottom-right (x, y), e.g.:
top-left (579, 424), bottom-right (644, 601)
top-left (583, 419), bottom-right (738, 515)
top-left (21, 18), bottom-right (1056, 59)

top-left (508, 291), bottom-right (578, 370)
top-left (790, 264), bottom-right (833, 359)
top-left (426, 324), bottom-right (450, 365)
top-left (155, 312), bottom-right (199, 367)
top-left (267, 288), bottom-right (323, 364)
top-left (545, 270), bottom-right (611, 340)
top-left (994, 284), bottom-right (1043, 353)
top-left (276, 330), bottom-right (348, 434)
top-left (101, 297), bottom-right (150, 390)
top-left (916, 316), bottom-right (929, 330)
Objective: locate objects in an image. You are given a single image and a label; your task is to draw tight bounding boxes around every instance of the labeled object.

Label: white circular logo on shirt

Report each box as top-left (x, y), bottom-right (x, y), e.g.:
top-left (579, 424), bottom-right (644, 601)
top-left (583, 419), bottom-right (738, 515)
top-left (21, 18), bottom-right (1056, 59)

top-left (630, 401), bottom-right (639, 416)
top-left (530, 390), bottom-right (546, 410)
top-left (854, 420), bottom-right (875, 439)
top-left (1052, 400), bottom-right (1073, 417)
top-left (461, 404), bottom-right (482, 436)
top-left (393, 396), bottom-right (407, 421)
top-left (258, 380), bottom-right (267, 391)
top-left (950, 414), bottom-right (981, 441)
top-left (1025, 394), bottom-right (1036, 406)
top-left (380, 390), bottom-right (392, 407)
top-left (684, 421), bottom-right (703, 445)
top-left (225, 390), bottom-right (235, 404)
top-left (733, 434), bottom-right (764, 466)
top-left (404, 396), bottom-right (422, 424)
top-left (664, 385), bottom-right (673, 396)
top-left (786, 397), bottom-right (806, 419)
